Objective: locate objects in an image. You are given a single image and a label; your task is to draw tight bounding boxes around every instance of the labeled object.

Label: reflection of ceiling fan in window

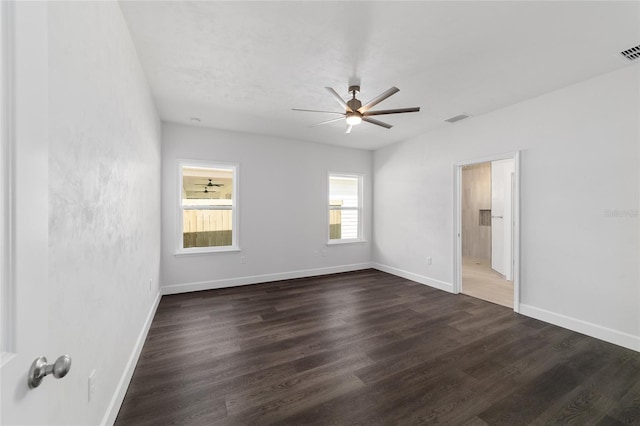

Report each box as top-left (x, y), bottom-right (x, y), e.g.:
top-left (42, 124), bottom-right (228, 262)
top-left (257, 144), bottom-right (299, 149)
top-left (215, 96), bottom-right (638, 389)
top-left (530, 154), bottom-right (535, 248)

top-left (195, 179), bottom-right (224, 188)
top-left (185, 177), bottom-right (222, 196)
top-left (185, 186), bottom-right (219, 199)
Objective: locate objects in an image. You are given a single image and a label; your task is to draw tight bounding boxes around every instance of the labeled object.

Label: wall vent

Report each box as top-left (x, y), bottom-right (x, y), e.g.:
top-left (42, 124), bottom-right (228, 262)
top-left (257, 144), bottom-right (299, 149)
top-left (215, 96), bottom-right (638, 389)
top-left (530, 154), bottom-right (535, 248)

top-left (445, 113), bottom-right (471, 123)
top-left (620, 45), bottom-right (640, 61)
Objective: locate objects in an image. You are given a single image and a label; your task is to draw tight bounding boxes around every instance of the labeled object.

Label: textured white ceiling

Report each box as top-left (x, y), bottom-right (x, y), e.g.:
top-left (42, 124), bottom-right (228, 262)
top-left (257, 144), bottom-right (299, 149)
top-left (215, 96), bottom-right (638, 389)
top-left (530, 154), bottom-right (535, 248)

top-left (119, 1), bottom-right (640, 150)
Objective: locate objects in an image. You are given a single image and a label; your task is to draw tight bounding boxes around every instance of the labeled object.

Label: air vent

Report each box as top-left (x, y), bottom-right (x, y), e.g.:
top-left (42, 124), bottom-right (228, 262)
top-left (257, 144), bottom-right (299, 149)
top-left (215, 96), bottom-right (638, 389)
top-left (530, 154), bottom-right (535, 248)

top-left (445, 113), bottom-right (471, 123)
top-left (620, 45), bottom-right (640, 61)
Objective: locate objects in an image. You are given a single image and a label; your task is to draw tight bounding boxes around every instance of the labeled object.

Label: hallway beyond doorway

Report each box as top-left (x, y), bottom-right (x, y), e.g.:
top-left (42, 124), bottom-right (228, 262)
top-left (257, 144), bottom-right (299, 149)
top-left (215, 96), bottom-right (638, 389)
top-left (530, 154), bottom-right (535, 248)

top-left (462, 256), bottom-right (513, 308)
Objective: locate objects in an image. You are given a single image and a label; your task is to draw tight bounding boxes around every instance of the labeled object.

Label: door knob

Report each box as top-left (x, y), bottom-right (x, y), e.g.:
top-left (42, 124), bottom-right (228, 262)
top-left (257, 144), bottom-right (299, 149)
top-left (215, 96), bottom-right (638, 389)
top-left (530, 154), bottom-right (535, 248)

top-left (28, 355), bottom-right (72, 389)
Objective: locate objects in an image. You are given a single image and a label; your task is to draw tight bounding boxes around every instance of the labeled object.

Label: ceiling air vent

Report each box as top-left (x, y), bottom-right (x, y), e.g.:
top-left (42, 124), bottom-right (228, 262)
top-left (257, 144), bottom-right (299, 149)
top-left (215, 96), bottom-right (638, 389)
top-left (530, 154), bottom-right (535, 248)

top-left (620, 45), bottom-right (640, 61)
top-left (445, 113), bottom-right (471, 123)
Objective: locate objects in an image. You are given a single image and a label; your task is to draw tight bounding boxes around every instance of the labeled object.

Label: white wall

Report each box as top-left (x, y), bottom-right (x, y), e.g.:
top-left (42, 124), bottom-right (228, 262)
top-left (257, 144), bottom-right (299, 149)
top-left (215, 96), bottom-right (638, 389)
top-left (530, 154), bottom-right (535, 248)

top-left (161, 123), bottom-right (372, 293)
top-left (48, 2), bottom-right (161, 425)
top-left (373, 64), bottom-right (640, 350)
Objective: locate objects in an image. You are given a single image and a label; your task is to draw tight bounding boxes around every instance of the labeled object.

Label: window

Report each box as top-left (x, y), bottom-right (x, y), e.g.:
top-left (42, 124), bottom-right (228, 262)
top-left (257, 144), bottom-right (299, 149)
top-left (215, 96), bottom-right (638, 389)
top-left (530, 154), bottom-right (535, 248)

top-left (328, 173), bottom-right (363, 243)
top-left (177, 161), bottom-right (238, 254)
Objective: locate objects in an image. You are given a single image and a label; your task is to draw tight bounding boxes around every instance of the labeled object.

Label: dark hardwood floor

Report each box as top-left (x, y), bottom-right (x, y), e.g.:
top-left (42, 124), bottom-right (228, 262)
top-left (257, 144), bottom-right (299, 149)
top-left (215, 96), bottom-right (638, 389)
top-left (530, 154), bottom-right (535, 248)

top-left (115, 269), bottom-right (640, 425)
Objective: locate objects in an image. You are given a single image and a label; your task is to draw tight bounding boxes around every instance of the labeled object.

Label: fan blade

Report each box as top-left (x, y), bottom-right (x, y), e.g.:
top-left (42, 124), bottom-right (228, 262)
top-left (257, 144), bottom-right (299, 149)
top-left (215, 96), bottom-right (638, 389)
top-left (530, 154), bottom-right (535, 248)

top-left (311, 116), bottom-right (346, 127)
top-left (325, 87), bottom-right (352, 112)
top-left (363, 117), bottom-right (393, 129)
top-left (345, 125), bottom-right (353, 134)
top-left (358, 87), bottom-right (400, 113)
top-left (364, 107), bottom-right (420, 116)
top-left (292, 108), bottom-right (344, 115)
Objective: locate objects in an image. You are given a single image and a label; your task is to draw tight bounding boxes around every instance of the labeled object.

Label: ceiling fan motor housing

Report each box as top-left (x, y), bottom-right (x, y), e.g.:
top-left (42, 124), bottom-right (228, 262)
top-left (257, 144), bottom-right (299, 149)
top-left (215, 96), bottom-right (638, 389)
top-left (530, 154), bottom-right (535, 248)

top-left (347, 98), bottom-right (362, 112)
top-left (347, 85), bottom-right (362, 112)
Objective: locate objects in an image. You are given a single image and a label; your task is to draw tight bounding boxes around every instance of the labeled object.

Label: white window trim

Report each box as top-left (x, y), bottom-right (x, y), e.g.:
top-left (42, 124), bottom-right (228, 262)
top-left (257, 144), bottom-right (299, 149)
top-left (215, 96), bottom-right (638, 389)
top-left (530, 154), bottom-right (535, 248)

top-left (174, 159), bottom-right (240, 255)
top-left (327, 172), bottom-right (365, 245)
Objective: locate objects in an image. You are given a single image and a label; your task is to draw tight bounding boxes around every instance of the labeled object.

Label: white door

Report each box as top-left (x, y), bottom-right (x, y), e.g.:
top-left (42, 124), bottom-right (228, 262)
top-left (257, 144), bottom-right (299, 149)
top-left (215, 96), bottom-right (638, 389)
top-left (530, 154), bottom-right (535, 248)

top-left (1, 2), bottom-right (54, 424)
top-left (491, 160), bottom-right (505, 275)
top-left (491, 159), bottom-right (515, 280)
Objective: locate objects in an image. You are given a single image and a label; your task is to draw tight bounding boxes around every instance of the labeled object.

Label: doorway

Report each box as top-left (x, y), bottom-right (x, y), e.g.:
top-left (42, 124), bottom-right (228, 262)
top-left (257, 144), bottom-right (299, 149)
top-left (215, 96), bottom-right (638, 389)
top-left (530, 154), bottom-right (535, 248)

top-left (454, 153), bottom-right (520, 311)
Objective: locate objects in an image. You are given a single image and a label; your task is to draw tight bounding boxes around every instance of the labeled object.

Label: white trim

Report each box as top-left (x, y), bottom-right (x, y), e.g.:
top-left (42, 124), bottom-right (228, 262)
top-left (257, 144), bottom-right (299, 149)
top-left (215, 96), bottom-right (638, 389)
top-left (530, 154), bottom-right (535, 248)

top-left (162, 263), bottom-right (373, 295)
top-left (101, 291), bottom-right (162, 426)
top-left (512, 152), bottom-right (521, 312)
top-left (0, 0), bottom-right (15, 357)
top-left (174, 247), bottom-right (241, 257)
top-left (176, 159), bottom-right (239, 254)
top-left (453, 151), bottom-right (521, 313)
top-left (372, 263), bottom-right (454, 293)
top-left (453, 164), bottom-right (461, 294)
top-left (454, 151), bottom-right (520, 167)
top-left (519, 304), bottom-right (640, 352)
top-left (326, 239), bottom-right (367, 246)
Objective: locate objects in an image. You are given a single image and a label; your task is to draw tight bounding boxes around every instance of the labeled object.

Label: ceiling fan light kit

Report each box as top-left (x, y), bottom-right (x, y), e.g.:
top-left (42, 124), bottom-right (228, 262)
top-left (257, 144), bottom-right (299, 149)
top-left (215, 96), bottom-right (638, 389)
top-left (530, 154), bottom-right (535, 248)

top-left (346, 113), bottom-right (362, 126)
top-left (293, 84), bottom-right (420, 133)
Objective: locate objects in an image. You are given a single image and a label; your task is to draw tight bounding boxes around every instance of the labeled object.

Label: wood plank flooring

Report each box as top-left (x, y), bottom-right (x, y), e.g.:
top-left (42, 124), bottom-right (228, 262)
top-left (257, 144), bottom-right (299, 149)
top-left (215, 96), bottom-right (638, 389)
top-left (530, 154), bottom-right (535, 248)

top-left (115, 270), bottom-right (640, 425)
top-left (462, 257), bottom-right (514, 308)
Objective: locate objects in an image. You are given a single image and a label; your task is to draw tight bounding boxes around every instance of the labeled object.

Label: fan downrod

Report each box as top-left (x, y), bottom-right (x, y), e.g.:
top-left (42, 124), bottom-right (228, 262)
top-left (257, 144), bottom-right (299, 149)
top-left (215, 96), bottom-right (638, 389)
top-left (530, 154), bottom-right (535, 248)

top-left (347, 86), bottom-right (362, 111)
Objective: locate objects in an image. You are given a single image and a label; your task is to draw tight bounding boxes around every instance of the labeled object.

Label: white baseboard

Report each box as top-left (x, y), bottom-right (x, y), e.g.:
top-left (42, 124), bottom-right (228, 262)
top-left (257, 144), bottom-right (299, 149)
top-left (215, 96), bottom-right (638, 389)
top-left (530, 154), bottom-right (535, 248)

top-left (101, 291), bottom-right (161, 426)
top-left (373, 264), bottom-right (639, 353)
top-left (372, 263), bottom-right (454, 293)
top-left (161, 263), bottom-right (374, 295)
top-left (519, 304), bottom-right (640, 352)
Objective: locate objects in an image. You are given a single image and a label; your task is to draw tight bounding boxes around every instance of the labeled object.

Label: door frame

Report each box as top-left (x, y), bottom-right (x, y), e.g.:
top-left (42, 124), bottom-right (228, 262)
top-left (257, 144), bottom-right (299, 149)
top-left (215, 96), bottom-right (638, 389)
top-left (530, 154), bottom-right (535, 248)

top-left (0, 0), bottom-right (14, 363)
top-left (453, 151), bottom-right (521, 312)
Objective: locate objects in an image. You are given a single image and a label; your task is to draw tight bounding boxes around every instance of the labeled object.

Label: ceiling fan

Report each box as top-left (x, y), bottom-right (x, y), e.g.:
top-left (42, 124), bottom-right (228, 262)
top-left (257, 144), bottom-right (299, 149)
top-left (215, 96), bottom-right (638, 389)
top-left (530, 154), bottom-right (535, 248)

top-left (293, 85), bottom-right (420, 134)
top-left (185, 186), bottom-right (219, 199)
top-left (195, 179), bottom-right (224, 188)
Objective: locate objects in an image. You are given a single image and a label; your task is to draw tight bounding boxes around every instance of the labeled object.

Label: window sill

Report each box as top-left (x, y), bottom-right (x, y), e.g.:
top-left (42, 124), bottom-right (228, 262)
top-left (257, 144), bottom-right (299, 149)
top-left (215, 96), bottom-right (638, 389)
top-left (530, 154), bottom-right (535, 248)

top-left (326, 239), bottom-right (367, 246)
top-left (174, 247), bottom-right (241, 257)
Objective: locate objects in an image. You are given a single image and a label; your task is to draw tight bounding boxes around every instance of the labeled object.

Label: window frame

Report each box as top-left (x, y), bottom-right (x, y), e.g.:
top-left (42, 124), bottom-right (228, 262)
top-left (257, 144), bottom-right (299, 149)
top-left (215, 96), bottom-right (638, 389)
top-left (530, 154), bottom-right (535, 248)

top-left (175, 159), bottom-right (240, 255)
top-left (327, 172), bottom-right (365, 245)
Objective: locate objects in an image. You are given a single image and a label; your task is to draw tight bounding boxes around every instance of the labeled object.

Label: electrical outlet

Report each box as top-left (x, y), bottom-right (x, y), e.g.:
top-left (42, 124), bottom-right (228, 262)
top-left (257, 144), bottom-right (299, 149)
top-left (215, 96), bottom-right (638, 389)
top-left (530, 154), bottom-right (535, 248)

top-left (426, 257), bottom-right (432, 265)
top-left (240, 256), bottom-right (246, 264)
top-left (88, 369), bottom-right (97, 402)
